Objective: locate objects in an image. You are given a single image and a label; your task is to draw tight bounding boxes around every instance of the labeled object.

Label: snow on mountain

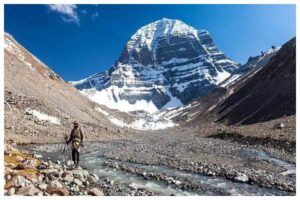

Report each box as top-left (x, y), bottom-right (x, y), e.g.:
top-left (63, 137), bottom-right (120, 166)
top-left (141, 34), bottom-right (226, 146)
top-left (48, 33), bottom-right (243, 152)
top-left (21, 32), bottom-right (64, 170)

top-left (95, 106), bottom-right (177, 130)
top-left (72, 18), bottom-right (239, 114)
top-left (152, 46), bottom-right (282, 126)
top-left (220, 46), bottom-right (280, 88)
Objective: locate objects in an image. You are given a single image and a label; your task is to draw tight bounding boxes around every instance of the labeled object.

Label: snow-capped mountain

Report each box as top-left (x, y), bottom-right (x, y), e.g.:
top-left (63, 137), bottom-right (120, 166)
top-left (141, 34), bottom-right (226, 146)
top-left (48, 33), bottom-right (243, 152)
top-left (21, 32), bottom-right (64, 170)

top-left (72, 18), bottom-right (239, 113)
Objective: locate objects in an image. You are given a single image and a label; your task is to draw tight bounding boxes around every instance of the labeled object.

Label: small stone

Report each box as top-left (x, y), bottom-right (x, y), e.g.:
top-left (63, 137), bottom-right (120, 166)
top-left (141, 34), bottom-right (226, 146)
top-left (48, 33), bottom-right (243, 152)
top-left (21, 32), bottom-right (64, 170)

top-left (37, 175), bottom-right (44, 182)
top-left (38, 183), bottom-right (48, 191)
top-left (174, 180), bottom-right (182, 186)
top-left (73, 178), bottom-right (82, 186)
top-left (63, 175), bottom-right (74, 183)
top-left (50, 180), bottom-right (63, 188)
top-left (88, 188), bottom-right (105, 196)
top-left (30, 178), bottom-right (38, 184)
top-left (5, 166), bottom-right (15, 174)
top-left (16, 176), bottom-right (26, 186)
top-left (7, 188), bottom-right (15, 196)
top-left (72, 185), bottom-right (80, 192)
top-left (109, 179), bottom-right (115, 186)
top-left (16, 156), bottom-right (24, 162)
top-left (274, 123), bottom-right (285, 129)
top-left (234, 173), bottom-right (249, 183)
top-left (67, 160), bottom-right (74, 166)
top-left (62, 171), bottom-right (73, 177)
top-left (15, 163), bottom-right (35, 170)
top-left (5, 174), bottom-right (12, 181)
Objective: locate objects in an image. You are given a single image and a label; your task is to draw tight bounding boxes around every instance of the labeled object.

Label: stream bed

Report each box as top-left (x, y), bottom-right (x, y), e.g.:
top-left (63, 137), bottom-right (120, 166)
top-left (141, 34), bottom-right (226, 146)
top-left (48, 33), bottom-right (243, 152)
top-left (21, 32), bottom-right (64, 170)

top-left (20, 143), bottom-right (295, 196)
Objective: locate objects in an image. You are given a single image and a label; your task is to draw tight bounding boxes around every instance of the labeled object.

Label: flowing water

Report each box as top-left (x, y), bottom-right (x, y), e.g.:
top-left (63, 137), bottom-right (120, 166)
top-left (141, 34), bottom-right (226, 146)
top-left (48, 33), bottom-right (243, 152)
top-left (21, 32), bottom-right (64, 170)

top-left (20, 144), bottom-right (294, 196)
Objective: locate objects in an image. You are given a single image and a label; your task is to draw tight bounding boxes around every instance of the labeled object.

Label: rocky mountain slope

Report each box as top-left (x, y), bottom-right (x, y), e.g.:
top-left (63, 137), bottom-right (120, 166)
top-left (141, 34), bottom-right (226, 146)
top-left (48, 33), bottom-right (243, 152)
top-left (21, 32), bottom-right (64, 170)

top-left (4, 33), bottom-right (130, 143)
top-left (215, 37), bottom-right (296, 125)
top-left (72, 18), bottom-right (239, 113)
top-left (164, 37), bottom-right (295, 126)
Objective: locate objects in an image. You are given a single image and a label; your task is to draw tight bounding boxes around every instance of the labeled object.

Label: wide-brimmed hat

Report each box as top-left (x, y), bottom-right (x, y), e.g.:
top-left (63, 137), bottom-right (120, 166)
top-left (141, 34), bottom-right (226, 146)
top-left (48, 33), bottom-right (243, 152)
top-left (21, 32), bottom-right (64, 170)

top-left (73, 120), bottom-right (79, 124)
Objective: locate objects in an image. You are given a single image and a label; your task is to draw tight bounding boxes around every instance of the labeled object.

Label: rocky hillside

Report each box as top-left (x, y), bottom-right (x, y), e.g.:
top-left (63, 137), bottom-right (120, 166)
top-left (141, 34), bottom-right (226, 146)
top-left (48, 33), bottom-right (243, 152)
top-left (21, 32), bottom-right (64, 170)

top-left (72, 18), bottom-right (239, 113)
top-left (4, 33), bottom-right (131, 143)
top-left (215, 37), bottom-right (296, 125)
top-left (157, 37), bottom-right (295, 126)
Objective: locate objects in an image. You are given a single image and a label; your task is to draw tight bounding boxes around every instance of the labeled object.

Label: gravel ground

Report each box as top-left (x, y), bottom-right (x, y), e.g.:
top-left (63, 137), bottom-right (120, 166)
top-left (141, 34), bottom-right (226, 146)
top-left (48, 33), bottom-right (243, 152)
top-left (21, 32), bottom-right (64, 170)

top-left (27, 127), bottom-right (296, 195)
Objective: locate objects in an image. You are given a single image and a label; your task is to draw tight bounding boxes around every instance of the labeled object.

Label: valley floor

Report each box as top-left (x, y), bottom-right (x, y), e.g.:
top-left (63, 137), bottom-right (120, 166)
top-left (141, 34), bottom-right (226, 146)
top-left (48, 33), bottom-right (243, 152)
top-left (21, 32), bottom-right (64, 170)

top-left (7, 116), bottom-right (295, 196)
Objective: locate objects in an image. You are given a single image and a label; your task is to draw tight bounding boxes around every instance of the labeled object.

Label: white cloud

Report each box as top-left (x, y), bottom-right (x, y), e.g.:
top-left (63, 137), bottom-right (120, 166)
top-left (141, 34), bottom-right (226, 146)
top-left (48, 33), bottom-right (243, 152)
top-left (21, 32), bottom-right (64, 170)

top-left (91, 12), bottom-right (99, 20)
top-left (47, 4), bottom-right (79, 24)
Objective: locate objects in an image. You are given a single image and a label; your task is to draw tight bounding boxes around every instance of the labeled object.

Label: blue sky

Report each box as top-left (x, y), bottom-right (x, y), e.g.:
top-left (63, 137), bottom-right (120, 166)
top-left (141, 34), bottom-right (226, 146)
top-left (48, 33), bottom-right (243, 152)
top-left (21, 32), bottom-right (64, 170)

top-left (4, 4), bottom-right (296, 81)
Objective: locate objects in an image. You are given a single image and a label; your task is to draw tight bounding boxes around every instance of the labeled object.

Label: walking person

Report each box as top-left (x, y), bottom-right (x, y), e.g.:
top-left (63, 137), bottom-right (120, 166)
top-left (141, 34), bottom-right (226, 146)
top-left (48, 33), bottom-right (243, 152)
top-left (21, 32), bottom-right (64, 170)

top-left (66, 120), bottom-right (84, 167)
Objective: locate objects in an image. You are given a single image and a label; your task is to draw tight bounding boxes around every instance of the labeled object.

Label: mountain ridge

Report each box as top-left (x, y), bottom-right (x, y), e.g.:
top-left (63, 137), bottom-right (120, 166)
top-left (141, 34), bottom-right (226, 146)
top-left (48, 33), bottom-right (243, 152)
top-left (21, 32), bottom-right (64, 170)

top-left (72, 18), bottom-right (240, 113)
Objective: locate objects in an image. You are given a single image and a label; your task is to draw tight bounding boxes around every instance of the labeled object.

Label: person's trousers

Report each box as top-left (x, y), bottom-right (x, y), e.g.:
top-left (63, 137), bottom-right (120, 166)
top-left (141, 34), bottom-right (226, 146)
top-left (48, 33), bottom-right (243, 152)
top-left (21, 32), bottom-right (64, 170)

top-left (72, 148), bottom-right (80, 164)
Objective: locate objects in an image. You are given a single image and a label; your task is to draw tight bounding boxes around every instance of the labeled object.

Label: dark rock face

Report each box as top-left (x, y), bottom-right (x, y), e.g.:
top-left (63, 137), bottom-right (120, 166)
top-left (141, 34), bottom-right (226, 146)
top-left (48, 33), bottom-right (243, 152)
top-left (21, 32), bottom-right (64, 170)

top-left (72, 18), bottom-right (239, 112)
top-left (216, 37), bottom-right (296, 125)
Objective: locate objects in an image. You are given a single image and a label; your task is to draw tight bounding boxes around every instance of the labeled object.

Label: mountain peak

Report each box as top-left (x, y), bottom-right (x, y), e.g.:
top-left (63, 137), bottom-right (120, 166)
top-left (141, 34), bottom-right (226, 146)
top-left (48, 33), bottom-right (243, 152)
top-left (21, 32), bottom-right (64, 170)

top-left (127, 18), bottom-right (202, 50)
top-left (74, 19), bottom-right (239, 114)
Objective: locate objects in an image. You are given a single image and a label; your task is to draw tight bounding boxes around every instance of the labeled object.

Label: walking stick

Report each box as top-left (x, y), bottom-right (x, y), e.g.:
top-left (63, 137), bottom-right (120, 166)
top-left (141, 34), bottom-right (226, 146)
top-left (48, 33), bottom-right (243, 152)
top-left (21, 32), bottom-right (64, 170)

top-left (62, 133), bottom-right (71, 165)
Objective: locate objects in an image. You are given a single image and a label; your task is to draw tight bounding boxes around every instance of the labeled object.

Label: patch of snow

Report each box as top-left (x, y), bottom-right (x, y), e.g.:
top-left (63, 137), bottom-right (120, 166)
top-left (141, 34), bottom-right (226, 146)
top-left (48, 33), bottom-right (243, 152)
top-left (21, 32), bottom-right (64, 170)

top-left (219, 74), bottom-right (242, 88)
top-left (95, 106), bottom-right (177, 130)
top-left (162, 90), bottom-right (183, 109)
top-left (4, 35), bottom-right (36, 71)
top-left (213, 70), bottom-right (231, 84)
top-left (95, 107), bottom-right (110, 116)
top-left (83, 86), bottom-right (159, 113)
top-left (130, 117), bottom-right (177, 130)
top-left (26, 108), bottom-right (60, 125)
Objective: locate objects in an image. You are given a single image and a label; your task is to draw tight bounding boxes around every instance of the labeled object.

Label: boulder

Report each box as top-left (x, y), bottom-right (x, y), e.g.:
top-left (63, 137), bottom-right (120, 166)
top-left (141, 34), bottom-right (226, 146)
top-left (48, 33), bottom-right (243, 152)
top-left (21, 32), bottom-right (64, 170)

top-left (87, 174), bottom-right (99, 183)
top-left (88, 187), bottom-right (105, 196)
top-left (46, 185), bottom-right (69, 196)
top-left (16, 185), bottom-right (41, 196)
top-left (4, 179), bottom-right (18, 190)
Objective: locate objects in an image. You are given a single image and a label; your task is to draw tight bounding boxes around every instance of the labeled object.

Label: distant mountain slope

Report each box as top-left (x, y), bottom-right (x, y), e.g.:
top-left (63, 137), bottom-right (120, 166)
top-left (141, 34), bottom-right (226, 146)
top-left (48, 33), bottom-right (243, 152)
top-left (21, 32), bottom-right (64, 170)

top-left (4, 33), bottom-right (125, 143)
top-left (215, 37), bottom-right (295, 125)
top-left (157, 37), bottom-right (295, 126)
top-left (72, 18), bottom-right (239, 113)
